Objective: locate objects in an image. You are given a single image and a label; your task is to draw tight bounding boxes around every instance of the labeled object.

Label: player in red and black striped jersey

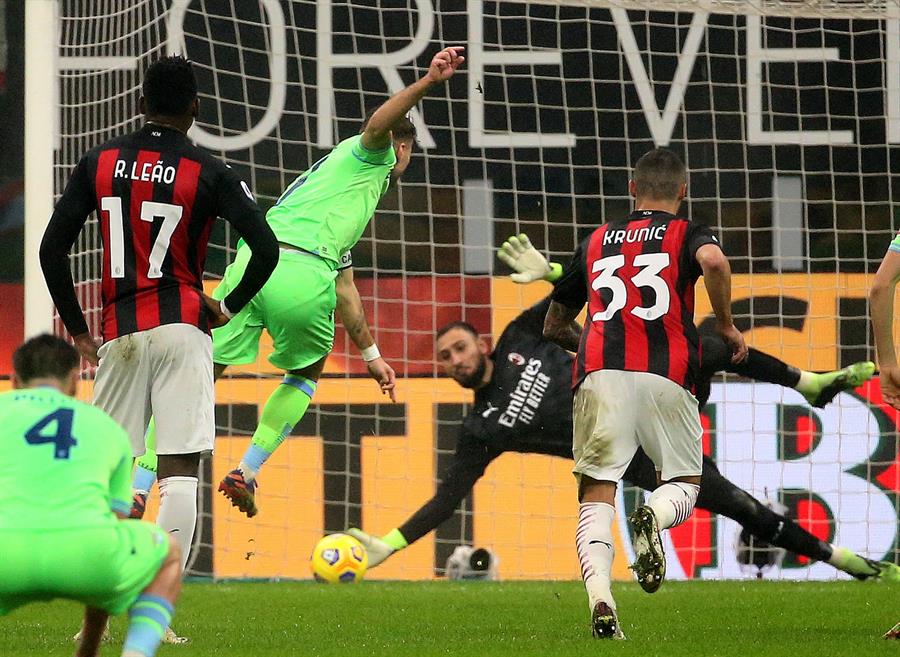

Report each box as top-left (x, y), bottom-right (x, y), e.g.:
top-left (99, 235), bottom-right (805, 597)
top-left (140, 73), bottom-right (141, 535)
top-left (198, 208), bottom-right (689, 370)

top-left (41, 63), bottom-right (277, 347)
top-left (39, 57), bottom-right (278, 643)
top-left (550, 200), bottom-right (742, 393)
top-left (545, 148), bottom-right (747, 638)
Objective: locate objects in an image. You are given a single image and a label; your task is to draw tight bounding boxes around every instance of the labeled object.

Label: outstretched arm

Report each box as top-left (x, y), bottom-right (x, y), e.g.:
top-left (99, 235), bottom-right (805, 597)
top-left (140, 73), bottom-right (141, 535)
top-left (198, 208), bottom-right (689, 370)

top-left (397, 443), bottom-right (497, 545)
top-left (361, 46), bottom-right (464, 151)
top-left (335, 266), bottom-right (396, 402)
top-left (494, 233), bottom-right (579, 340)
top-left (870, 249), bottom-right (900, 408)
top-left (349, 437), bottom-right (498, 568)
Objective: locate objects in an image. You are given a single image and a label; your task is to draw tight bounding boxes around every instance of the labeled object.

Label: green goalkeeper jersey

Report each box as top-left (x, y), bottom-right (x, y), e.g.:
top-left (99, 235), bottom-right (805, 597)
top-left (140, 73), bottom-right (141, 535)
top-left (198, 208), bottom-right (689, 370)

top-left (0, 387), bottom-right (132, 530)
top-left (891, 232), bottom-right (900, 253)
top-left (265, 134), bottom-right (396, 270)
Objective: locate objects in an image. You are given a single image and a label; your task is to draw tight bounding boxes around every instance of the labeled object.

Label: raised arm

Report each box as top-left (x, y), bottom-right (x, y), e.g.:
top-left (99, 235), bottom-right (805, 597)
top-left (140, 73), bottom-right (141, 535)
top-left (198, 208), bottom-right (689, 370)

top-left (870, 248), bottom-right (900, 407)
top-left (360, 46), bottom-right (464, 151)
top-left (695, 243), bottom-right (747, 364)
top-left (497, 233), bottom-right (563, 284)
top-left (335, 266), bottom-right (396, 401)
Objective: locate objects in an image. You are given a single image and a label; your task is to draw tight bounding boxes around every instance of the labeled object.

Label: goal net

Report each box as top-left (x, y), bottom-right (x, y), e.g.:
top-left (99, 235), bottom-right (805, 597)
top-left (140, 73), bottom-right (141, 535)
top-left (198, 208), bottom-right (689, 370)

top-left (50, 0), bottom-right (900, 580)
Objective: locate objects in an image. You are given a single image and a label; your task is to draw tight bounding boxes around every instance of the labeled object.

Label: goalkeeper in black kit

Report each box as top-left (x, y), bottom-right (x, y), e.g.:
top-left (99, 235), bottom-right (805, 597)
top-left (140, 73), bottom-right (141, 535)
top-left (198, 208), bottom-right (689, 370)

top-left (350, 234), bottom-right (900, 583)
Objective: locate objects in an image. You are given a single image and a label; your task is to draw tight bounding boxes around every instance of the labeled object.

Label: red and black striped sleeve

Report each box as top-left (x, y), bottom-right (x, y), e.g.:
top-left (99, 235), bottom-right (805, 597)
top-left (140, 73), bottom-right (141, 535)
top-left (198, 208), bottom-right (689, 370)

top-left (39, 155), bottom-right (98, 337)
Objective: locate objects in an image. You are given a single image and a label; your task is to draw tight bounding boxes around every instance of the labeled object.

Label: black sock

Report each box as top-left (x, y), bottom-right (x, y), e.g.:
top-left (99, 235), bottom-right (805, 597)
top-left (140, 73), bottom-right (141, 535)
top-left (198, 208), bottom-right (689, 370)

top-left (697, 465), bottom-right (832, 563)
top-left (729, 348), bottom-right (801, 388)
top-left (769, 518), bottom-right (833, 562)
top-left (700, 333), bottom-right (802, 388)
top-left (699, 333), bottom-right (731, 378)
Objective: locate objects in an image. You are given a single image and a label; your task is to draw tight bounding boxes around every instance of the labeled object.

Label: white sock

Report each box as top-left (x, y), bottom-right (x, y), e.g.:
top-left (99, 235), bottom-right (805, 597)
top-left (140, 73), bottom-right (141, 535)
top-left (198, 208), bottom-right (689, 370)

top-left (157, 476), bottom-right (198, 572)
top-left (237, 460), bottom-right (260, 482)
top-left (576, 502), bottom-right (617, 611)
top-left (647, 482), bottom-right (699, 530)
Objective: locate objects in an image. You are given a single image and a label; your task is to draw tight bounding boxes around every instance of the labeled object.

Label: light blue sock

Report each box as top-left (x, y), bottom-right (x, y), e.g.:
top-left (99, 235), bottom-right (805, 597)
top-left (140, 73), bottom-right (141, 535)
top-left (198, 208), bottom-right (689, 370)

top-left (132, 464), bottom-right (157, 493)
top-left (237, 375), bottom-right (316, 480)
top-left (123, 594), bottom-right (173, 657)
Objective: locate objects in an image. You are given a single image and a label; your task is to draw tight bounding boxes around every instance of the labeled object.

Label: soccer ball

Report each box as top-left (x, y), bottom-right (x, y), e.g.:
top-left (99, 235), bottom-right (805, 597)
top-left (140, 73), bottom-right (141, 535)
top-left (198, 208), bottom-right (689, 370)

top-left (310, 533), bottom-right (368, 583)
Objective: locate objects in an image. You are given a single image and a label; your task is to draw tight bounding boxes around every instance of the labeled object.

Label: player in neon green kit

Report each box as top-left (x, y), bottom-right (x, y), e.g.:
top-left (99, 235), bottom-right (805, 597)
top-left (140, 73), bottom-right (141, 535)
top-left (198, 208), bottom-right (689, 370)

top-left (869, 232), bottom-right (900, 640)
top-left (130, 46), bottom-right (466, 518)
top-left (206, 45), bottom-right (466, 516)
top-left (0, 335), bottom-right (182, 657)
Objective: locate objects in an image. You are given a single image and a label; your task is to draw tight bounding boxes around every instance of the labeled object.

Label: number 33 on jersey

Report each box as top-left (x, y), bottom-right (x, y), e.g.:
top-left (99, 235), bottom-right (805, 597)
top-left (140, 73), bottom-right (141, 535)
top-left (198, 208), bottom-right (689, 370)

top-left (552, 210), bottom-right (721, 392)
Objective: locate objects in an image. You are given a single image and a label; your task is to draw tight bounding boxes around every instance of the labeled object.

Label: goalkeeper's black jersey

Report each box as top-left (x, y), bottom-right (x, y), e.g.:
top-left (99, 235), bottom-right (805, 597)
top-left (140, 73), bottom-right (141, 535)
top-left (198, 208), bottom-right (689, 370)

top-left (463, 296), bottom-right (575, 455)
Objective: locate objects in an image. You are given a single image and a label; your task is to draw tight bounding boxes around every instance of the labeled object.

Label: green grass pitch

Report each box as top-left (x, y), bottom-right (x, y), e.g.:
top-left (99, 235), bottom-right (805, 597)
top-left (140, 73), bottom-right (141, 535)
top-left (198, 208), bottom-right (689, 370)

top-left (4, 580), bottom-right (897, 656)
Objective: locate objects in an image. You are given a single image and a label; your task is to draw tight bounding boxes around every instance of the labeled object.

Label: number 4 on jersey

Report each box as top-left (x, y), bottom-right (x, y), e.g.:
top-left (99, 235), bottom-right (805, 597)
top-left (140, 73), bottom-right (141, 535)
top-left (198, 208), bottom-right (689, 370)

top-left (25, 408), bottom-right (78, 459)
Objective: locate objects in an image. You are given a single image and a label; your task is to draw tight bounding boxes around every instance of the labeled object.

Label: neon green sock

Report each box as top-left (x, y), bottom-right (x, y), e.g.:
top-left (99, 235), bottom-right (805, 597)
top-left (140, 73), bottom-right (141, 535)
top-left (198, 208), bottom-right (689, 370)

top-left (238, 375), bottom-right (316, 480)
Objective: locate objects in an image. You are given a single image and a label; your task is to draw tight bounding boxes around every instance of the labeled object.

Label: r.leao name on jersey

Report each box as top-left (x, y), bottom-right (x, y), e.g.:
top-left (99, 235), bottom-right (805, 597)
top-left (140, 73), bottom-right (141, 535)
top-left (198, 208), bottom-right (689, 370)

top-left (112, 158), bottom-right (177, 184)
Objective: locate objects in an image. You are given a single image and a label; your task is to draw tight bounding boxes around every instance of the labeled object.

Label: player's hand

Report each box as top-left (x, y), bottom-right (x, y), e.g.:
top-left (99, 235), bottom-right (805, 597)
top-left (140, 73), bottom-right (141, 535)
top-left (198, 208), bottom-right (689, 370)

top-left (201, 292), bottom-right (230, 329)
top-left (497, 233), bottom-right (554, 283)
top-left (426, 46), bottom-right (465, 83)
top-left (347, 528), bottom-right (394, 568)
top-left (879, 366), bottom-right (900, 409)
top-left (72, 332), bottom-right (100, 366)
top-left (717, 323), bottom-right (748, 364)
top-left (367, 357), bottom-right (397, 402)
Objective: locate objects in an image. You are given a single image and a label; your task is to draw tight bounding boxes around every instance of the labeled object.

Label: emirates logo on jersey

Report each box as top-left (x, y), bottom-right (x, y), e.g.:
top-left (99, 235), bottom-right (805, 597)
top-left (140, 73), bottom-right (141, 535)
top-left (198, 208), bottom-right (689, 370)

top-left (498, 358), bottom-right (550, 428)
top-left (507, 352), bottom-right (525, 366)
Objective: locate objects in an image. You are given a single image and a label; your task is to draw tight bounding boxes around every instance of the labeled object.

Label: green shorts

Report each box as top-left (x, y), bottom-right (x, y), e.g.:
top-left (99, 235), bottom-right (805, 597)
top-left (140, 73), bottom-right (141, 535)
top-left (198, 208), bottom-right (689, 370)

top-left (212, 245), bottom-right (338, 371)
top-left (0, 521), bottom-right (169, 616)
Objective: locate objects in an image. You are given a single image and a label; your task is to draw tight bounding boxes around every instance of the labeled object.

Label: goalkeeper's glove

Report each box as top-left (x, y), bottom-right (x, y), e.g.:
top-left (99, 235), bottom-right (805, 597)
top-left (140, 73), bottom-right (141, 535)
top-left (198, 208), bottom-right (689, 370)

top-left (496, 233), bottom-right (562, 284)
top-left (347, 527), bottom-right (408, 568)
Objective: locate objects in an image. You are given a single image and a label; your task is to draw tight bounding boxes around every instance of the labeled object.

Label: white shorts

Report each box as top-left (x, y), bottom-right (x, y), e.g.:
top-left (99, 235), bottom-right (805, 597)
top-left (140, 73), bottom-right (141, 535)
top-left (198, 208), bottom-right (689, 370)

top-left (93, 323), bottom-right (215, 458)
top-left (572, 369), bottom-right (702, 484)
